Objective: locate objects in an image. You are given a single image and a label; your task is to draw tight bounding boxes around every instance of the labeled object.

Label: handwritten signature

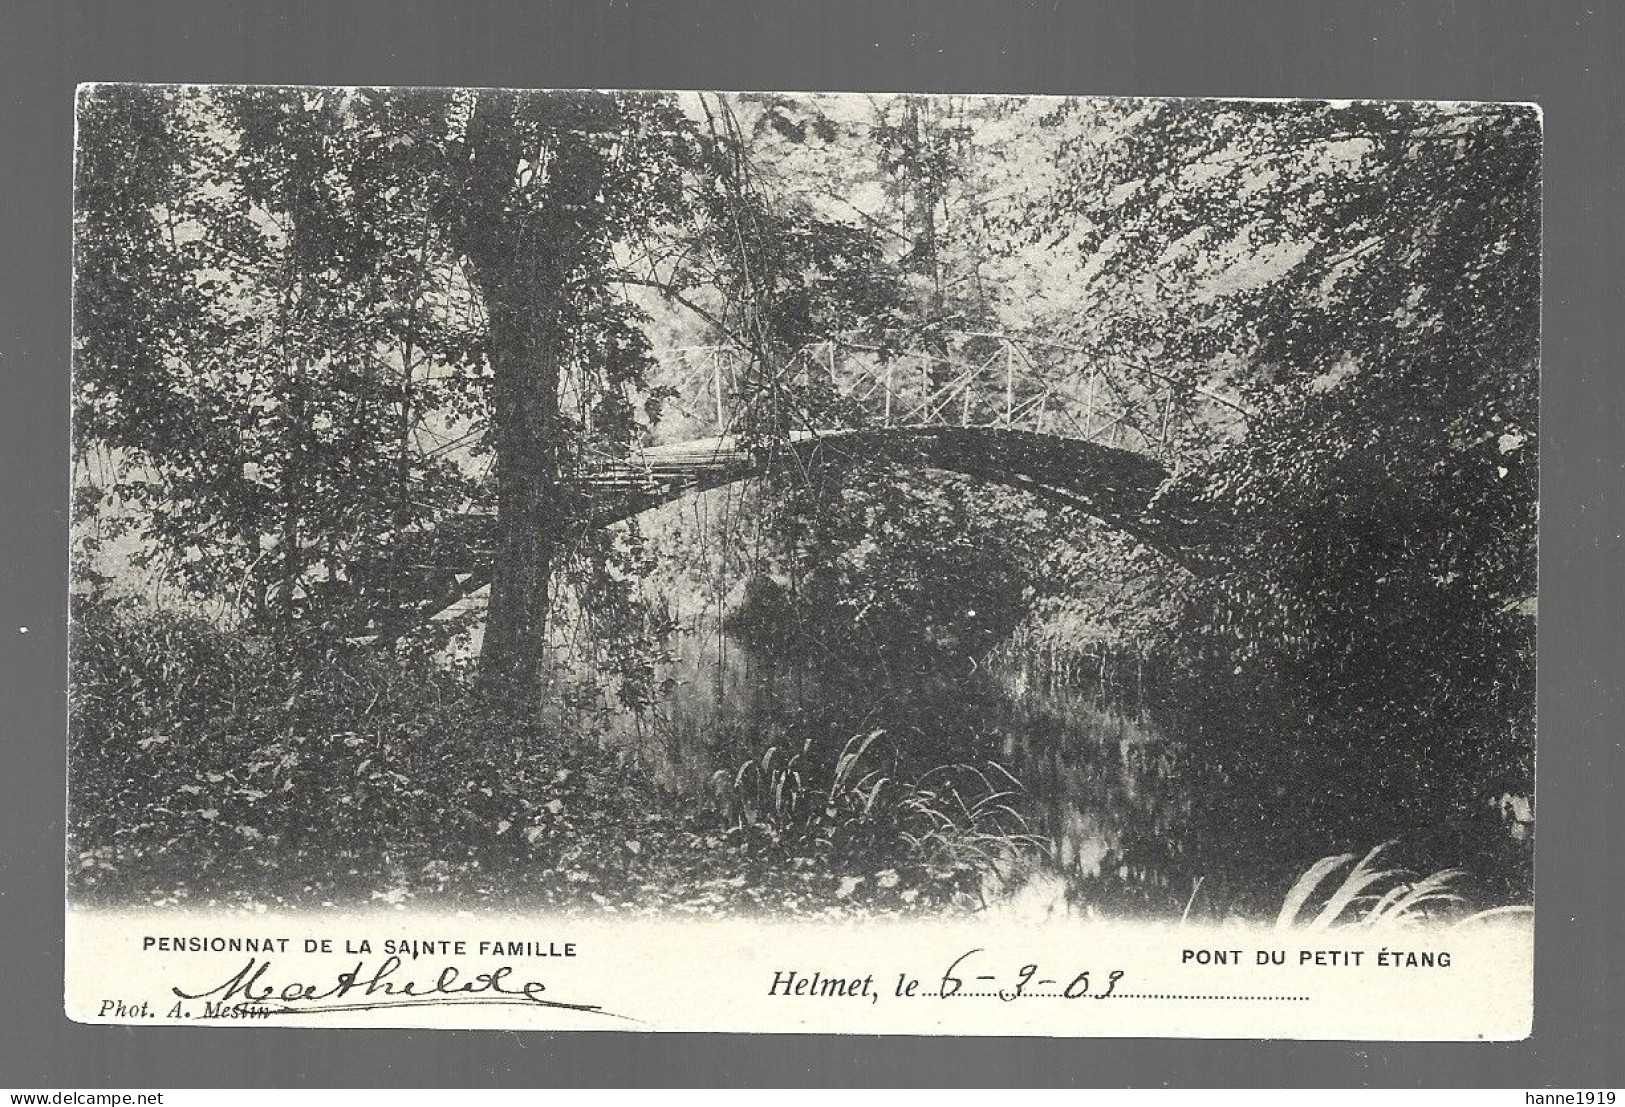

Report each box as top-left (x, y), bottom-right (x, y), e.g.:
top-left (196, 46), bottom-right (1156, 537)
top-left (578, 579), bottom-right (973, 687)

top-left (172, 956), bottom-right (624, 1019)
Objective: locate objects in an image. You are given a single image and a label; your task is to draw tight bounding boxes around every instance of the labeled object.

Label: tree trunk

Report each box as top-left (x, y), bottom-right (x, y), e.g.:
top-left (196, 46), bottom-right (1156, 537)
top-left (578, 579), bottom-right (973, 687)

top-left (440, 94), bottom-right (563, 709)
top-left (451, 91), bottom-right (616, 710)
top-left (477, 296), bottom-right (567, 705)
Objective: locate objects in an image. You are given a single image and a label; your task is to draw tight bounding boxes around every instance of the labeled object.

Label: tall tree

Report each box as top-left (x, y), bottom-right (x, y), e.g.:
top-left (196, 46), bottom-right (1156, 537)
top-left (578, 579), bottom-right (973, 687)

top-left (432, 90), bottom-right (695, 699)
top-left (74, 86), bottom-right (483, 635)
top-left (75, 86), bottom-right (904, 707)
top-left (1009, 97), bottom-right (1540, 813)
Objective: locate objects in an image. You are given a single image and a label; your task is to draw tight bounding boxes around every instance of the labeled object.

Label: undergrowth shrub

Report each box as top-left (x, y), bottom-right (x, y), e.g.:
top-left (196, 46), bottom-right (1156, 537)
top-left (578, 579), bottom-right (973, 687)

top-left (69, 597), bottom-right (660, 908)
top-left (1273, 841), bottom-right (1530, 931)
top-left (68, 597), bottom-right (1028, 915)
top-left (708, 730), bottom-right (1037, 909)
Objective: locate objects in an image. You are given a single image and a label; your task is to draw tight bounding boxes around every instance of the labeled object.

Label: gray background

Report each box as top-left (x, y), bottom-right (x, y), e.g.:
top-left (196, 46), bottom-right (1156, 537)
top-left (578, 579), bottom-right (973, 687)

top-left (2, 0), bottom-right (1618, 1087)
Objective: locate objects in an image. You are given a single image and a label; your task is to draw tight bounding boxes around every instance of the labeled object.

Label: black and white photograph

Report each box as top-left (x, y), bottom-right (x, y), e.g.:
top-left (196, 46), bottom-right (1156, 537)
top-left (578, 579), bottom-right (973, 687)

top-left (64, 85), bottom-right (1539, 1036)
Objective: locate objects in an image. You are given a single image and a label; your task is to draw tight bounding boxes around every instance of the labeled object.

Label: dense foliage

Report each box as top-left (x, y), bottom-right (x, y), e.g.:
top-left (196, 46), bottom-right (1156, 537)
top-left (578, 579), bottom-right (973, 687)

top-left (71, 89), bottom-right (1538, 914)
top-left (70, 596), bottom-right (1013, 913)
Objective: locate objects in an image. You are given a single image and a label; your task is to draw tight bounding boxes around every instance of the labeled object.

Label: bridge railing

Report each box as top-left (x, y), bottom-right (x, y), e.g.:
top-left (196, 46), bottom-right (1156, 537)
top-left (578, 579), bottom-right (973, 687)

top-left (637, 330), bottom-right (1237, 460)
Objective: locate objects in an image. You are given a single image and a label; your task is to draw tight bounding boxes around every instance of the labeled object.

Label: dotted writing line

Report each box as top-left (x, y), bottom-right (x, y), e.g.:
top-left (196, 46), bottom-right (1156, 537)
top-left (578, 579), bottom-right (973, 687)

top-left (1108, 993), bottom-right (1309, 1002)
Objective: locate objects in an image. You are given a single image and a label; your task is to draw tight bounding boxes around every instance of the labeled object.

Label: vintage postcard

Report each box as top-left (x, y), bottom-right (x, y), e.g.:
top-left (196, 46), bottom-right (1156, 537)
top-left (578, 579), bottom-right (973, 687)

top-left (66, 86), bottom-right (1538, 1037)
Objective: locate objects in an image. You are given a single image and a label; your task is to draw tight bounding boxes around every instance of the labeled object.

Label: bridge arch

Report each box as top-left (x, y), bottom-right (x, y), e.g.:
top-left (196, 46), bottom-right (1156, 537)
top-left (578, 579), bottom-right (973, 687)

top-left (365, 426), bottom-right (1215, 636)
top-left (579, 426), bottom-right (1212, 562)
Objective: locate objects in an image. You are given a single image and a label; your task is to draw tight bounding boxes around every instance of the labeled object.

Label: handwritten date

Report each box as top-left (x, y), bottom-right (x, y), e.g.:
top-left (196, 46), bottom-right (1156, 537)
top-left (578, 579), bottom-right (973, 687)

top-left (897, 948), bottom-right (1126, 1001)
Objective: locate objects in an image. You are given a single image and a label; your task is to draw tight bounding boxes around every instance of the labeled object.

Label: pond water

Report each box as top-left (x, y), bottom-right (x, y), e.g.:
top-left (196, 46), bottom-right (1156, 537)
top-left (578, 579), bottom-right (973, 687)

top-left (590, 622), bottom-right (1532, 920)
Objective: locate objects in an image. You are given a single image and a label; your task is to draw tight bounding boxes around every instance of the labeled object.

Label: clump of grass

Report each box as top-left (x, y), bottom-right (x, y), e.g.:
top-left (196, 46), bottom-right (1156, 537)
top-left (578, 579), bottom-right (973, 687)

top-left (711, 730), bottom-right (1037, 905)
top-left (1274, 841), bottom-right (1482, 930)
top-left (897, 761), bottom-right (1038, 880)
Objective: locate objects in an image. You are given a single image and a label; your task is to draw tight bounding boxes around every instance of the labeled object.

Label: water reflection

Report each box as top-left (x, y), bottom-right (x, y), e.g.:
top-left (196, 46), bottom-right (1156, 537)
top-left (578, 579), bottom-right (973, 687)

top-left (593, 623), bottom-right (1529, 919)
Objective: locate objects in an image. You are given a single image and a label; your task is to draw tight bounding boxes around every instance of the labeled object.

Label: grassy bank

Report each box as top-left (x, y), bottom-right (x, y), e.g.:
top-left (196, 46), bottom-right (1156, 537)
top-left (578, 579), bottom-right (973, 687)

top-left (68, 600), bottom-right (1020, 916)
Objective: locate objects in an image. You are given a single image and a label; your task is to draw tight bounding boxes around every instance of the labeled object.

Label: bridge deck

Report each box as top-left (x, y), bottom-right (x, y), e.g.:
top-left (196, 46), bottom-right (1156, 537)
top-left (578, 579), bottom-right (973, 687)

top-left (577, 425), bottom-right (1206, 549)
top-left (360, 424), bottom-right (1221, 637)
